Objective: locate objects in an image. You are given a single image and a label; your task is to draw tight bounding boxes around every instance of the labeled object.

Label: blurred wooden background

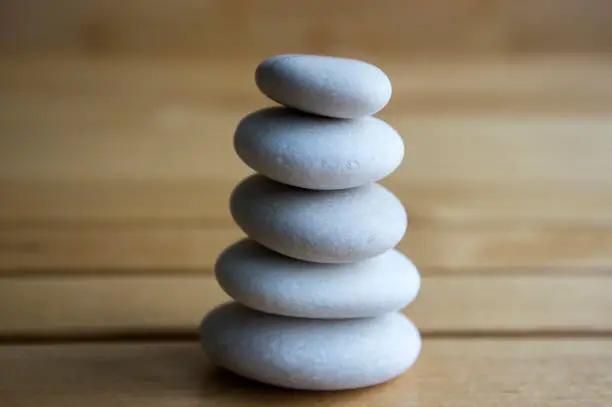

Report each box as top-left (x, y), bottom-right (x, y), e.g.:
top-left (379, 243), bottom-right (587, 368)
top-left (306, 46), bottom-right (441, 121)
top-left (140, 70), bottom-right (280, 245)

top-left (1, 0), bottom-right (612, 339)
top-left (3, 0), bottom-right (612, 56)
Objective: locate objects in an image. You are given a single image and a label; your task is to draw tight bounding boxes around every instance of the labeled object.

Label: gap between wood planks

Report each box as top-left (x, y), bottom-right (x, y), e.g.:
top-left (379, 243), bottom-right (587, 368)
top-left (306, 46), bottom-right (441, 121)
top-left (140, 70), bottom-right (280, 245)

top-left (1, 267), bottom-right (612, 278)
top-left (4, 329), bottom-right (612, 345)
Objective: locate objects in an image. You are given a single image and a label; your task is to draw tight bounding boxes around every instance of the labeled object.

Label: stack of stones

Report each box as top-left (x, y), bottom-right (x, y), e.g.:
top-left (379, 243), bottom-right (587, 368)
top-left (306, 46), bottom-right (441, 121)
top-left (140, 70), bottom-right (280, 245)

top-left (199, 54), bottom-right (421, 391)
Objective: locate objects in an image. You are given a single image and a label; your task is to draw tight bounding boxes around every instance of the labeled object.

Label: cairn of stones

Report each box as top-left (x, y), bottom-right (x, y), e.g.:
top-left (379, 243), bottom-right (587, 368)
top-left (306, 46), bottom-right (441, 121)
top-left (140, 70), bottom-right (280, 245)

top-left (199, 54), bottom-right (421, 391)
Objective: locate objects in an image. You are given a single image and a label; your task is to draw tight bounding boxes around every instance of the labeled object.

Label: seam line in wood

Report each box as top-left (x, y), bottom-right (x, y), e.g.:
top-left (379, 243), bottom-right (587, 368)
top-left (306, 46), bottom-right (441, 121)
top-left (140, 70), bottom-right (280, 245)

top-left (1, 267), bottom-right (612, 278)
top-left (3, 330), bottom-right (612, 345)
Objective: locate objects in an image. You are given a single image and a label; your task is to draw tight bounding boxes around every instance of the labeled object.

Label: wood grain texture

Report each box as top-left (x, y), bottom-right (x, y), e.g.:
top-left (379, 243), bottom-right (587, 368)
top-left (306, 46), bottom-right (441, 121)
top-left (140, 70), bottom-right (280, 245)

top-left (2, 56), bottom-right (612, 344)
top-left (1, 7), bottom-right (612, 404)
top-left (4, 181), bottom-right (612, 225)
top-left (1, 340), bottom-right (611, 406)
top-left (3, 56), bottom-right (612, 112)
top-left (2, 56), bottom-right (612, 276)
top-left (2, 224), bottom-right (612, 271)
top-left (1, 0), bottom-right (612, 56)
top-left (1, 57), bottom-right (612, 225)
top-left (1, 275), bottom-right (611, 337)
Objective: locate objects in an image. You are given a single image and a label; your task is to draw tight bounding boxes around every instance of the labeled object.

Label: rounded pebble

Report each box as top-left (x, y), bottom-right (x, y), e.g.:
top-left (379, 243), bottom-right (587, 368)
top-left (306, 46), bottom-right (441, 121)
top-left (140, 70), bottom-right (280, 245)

top-left (216, 239), bottom-right (420, 319)
top-left (200, 302), bottom-right (421, 390)
top-left (234, 107), bottom-right (404, 190)
top-left (230, 175), bottom-right (407, 263)
top-left (255, 54), bottom-right (392, 119)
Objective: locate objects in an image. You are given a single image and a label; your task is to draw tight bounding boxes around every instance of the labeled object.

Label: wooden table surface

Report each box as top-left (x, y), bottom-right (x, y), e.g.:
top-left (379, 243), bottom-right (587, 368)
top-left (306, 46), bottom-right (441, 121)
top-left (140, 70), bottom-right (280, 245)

top-left (1, 55), bottom-right (611, 405)
top-left (1, 339), bottom-right (611, 407)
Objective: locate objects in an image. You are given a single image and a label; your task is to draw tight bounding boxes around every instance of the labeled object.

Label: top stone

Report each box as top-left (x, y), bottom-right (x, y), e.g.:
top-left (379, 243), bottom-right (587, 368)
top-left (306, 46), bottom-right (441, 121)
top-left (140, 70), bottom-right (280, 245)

top-left (255, 54), bottom-right (392, 119)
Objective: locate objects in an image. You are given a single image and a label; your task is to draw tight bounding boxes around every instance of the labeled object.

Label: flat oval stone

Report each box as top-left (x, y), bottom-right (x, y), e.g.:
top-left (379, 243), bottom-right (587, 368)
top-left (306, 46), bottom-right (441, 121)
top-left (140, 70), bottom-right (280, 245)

top-left (234, 107), bottom-right (404, 190)
top-left (230, 175), bottom-right (407, 263)
top-left (255, 54), bottom-right (392, 119)
top-left (216, 239), bottom-right (420, 318)
top-left (200, 302), bottom-right (421, 390)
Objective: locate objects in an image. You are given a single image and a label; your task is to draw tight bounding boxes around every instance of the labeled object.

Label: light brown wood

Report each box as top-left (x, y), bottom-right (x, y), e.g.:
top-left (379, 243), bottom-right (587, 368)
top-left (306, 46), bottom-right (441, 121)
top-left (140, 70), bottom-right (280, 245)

top-left (1, 275), bottom-right (610, 337)
top-left (3, 57), bottom-right (612, 112)
top-left (3, 60), bottom-right (612, 184)
top-left (2, 56), bottom-right (612, 280)
top-left (1, 56), bottom-right (612, 343)
top-left (2, 0), bottom-right (612, 56)
top-left (2, 57), bottom-right (612, 229)
top-left (2, 224), bottom-right (612, 271)
top-left (1, 7), bottom-right (611, 404)
top-left (4, 180), bottom-right (612, 225)
top-left (1, 340), bottom-right (611, 406)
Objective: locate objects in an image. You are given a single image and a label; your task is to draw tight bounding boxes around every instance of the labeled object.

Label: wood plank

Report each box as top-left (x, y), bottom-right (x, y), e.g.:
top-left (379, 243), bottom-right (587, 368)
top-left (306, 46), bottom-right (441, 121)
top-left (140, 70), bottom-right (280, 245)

top-left (3, 110), bottom-right (612, 185)
top-left (2, 57), bottom-right (612, 112)
top-left (0, 275), bottom-right (610, 337)
top-left (1, 340), bottom-right (611, 406)
top-left (2, 224), bottom-right (612, 271)
top-left (2, 0), bottom-right (612, 56)
top-left (2, 61), bottom-right (612, 184)
top-left (3, 180), bottom-right (612, 225)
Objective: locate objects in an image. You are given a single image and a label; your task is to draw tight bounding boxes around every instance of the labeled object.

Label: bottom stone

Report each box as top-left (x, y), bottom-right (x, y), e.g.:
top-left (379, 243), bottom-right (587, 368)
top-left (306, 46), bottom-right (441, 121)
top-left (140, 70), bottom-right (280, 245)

top-left (199, 302), bottom-right (421, 391)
